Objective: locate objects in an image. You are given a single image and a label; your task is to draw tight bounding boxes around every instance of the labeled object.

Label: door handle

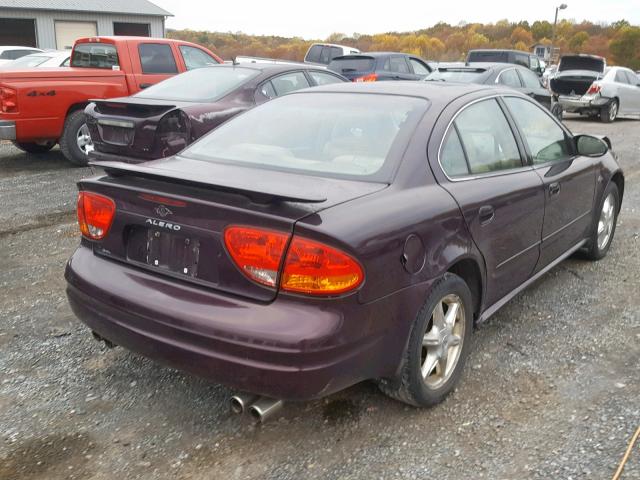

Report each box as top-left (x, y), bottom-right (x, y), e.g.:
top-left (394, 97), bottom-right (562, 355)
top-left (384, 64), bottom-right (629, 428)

top-left (549, 182), bottom-right (561, 196)
top-left (478, 205), bottom-right (495, 225)
top-left (139, 83), bottom-right (154, 89)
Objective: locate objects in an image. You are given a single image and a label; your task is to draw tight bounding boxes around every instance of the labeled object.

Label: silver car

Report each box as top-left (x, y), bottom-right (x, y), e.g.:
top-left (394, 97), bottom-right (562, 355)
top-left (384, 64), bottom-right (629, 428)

top-left (550, 54), bottom-right (640, 122)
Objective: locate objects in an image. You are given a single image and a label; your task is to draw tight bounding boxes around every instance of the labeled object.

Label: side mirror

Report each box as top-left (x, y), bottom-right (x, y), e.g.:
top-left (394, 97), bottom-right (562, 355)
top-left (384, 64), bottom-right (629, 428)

top-left (575, 134), bottom-right (609, 157)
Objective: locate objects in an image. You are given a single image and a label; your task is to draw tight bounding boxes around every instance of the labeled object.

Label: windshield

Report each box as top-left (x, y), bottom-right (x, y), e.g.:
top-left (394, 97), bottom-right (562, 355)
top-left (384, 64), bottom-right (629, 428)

top-left (328, 57), bottom-right (375, 73)
top-left (559, 56), bottom-right (605, 73)
top-left (135, 67), bottom-right (260, 102)
top-left (467, 51), bottom-right (508, 62)
top-left (426, 69), bottom-right (486, 83)
top-left (182, 93), bottom-right (428, 181)
top-left (71, 43), bottom-right (119, 69)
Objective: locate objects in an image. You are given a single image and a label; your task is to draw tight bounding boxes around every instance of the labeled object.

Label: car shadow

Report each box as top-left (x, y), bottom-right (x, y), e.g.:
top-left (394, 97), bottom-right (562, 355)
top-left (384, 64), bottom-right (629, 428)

top-left (0, 144), bottom-right (81, 177)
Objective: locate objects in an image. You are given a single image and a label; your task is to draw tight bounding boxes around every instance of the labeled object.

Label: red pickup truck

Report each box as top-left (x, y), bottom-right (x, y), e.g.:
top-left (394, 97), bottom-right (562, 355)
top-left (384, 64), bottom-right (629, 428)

top-left (0, 36), bottom-right (222, 165)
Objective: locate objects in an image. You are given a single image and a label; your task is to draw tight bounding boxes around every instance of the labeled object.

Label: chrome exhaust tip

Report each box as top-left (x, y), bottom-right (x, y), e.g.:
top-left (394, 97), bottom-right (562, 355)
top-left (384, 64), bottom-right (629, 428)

top-left (230, 393), bottom-right (259, 414)
top-left (248, 397), bottom-right (284, 423)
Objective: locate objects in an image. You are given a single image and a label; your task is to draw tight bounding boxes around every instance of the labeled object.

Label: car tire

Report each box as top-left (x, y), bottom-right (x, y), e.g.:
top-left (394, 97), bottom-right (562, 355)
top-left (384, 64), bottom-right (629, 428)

top-left (59, 109), bottom-right (93, 166)
top-left (600, 99), bottom-right (618, 123)
top-left (379, 273), bottom-right (473, 407)
top-left (583, 182), bottom-right (620, 260)
top-left (12, 141), bottom-right (55, 154)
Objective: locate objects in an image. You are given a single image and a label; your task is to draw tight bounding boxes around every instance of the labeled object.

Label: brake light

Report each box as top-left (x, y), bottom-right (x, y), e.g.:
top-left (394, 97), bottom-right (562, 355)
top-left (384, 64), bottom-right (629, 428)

top-left (354, 73), bottom-right (378, 83)
top-left (77, 191), bottom-right (116, 240)
top-left (0, 87), bottom-right (18, 113)
top-left (281, 237), bottom-right (364, 295)
top-left (586, 83), bottom-right (601, 95)
top-left (224, 226), bottom-right (364, 295)
top-left (224, 226), bottom-right (289, 287)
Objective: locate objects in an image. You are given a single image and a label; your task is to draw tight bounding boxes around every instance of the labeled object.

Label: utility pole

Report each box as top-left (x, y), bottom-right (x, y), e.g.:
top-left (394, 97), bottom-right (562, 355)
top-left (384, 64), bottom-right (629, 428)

top-left (551, 3), bottom-right (568, 63)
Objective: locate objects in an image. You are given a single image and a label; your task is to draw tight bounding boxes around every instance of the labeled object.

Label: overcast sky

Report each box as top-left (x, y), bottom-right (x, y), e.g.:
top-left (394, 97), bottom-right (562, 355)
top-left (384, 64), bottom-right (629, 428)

top-left (152, 0), bottom-right (638, 39)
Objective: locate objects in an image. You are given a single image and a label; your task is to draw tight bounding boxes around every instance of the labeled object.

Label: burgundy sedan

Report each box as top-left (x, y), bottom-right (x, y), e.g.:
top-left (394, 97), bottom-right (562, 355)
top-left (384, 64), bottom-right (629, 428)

top-left (66, 82), bottom-right (623, 418)
top-left (85, 64), bottom-right (347, 162)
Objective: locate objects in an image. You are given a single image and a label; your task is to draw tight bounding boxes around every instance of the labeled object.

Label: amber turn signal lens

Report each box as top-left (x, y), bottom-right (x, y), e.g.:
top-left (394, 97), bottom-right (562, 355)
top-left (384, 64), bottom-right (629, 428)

top-left (77, 191), bottom-right (116, 240)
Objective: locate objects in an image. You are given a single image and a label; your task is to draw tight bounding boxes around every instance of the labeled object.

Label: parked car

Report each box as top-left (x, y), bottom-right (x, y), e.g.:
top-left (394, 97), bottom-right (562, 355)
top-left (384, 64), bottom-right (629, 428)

top-left (467, 49), bottom-right (544, 76)
top-left (65, 82), bottom-right (623, 418)
top-left (542, 64), bottom-right (558, 88)
top-left (425, 62), bottom-right (563, 119)
top-left (0, 46), bottom-right (43, 66)
top-left (328, 52), bottom-right (433, 82)
top-left (0, 50), bottom-right (70, 70)
top-left (304, 43), bottom-right (360, 65)
top-left (550, 55), bottom-right (640, 122)
top-left (86, 64), bottom-right (347, 162)
top-left (0, 36), bottom-right (222, 165)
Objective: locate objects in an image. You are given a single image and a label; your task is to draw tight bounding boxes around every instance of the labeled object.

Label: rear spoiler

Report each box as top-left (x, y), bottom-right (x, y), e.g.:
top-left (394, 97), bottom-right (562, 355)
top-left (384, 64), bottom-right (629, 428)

top-left (89, 98), bottom-right (178, 115)
top-left (91, 158), bottom-right (328, 204)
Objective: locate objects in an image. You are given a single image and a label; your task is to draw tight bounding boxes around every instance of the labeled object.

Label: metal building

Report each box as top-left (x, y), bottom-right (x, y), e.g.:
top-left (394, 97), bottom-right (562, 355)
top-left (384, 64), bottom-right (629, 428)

top-left (0, 0), bottom-right (172, 50)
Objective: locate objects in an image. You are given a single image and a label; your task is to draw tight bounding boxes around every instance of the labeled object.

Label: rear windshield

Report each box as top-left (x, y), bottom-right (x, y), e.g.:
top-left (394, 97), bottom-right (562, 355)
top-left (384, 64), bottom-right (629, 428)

top-left (426, 69), bottom-right (486, 83)
top-left (328, 57), bottom-right (375, 73)
top-left (559, 56), bottom-right (604, 72)
top-left (182, 93), bottom-right (428, 182)
top-left (467, 51), bottom-right (508, 62)
top-left (134, 66), bottom-right (260, 102)
top-left (71, 43), bottom-right (119, 69)
top-left (1, 54), bottom-right (49, 68)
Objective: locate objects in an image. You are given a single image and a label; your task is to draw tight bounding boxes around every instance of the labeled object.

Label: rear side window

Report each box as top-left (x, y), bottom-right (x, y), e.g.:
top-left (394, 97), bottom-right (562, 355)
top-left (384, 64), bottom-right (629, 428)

top-left (71, 43), bottom-right (119, 69)
top-left (330, 47), bottom-right (342, 60)
top-left (305, 45), bottom-right (322, 63)
top-left (138, 43), bottom-right (178, 74)
top-left (624, 71), bottom-right (639, 85)
top-left (520, 68), bottom-right (542, 89)
top-left (319, 47), bottom-right (332, 65)
top-left (308, 71), bottom-right (344, 85)
top-left (615, 70), bottom-right (629, 84)
top-left (271, 72), bottom-right (310, 96)
top-left (440, 128), bottom-right (469, 177)
top-left (498, 69), bottom-right (522, 88)
top-left (454, 99), bottom-right (522, 174)
top-left (504, 97), bottom-right (572, 164)
top-left (179, 46), bottom-right (218, 70)
top-left (388, 56), bottom-right (410, 73)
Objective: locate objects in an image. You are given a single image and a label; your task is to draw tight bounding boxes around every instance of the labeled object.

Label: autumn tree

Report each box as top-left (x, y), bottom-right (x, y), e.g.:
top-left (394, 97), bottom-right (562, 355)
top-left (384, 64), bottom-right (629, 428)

top-left (609, 26), bottom-right (640, 69)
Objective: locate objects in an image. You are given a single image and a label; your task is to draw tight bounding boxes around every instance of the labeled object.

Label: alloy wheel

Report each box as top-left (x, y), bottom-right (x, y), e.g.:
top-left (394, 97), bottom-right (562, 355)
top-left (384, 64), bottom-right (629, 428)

top-left (609, 102), bottom-right (618, 122)
top-left (597, 193), bottom-right (615, 250)
top-left (76, 124), bottom-right (94, 155)
top-left (420, 294), bottom-right (465, 389)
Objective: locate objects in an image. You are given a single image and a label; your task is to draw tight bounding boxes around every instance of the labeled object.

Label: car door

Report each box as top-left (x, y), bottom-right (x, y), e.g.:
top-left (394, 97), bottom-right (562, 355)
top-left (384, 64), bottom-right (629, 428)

top-left (623, 70), bottom-right (640, 113)
top-left (383, 55), bottom-right (414, 81)
top-left (436, 98), bottom-right (545, 305)
top-left (613, 70), bottom-right (633, 115)
top-left (130, 42), bottom-right (180, 92)
top-left (503, 96), bottom-right (597, 270)
top-left (517, 68), bottom-right (552, 110)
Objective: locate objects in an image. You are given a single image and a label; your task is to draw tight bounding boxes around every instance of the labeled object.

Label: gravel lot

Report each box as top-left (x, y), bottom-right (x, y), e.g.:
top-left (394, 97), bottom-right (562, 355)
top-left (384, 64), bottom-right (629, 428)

top-left (1, 115), bottom-right (639, 480)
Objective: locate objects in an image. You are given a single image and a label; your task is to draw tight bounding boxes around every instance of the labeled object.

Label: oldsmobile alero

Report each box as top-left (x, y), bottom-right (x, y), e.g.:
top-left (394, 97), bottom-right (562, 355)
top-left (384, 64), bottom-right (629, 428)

top-left (65, 82), bottom-right (624, 413)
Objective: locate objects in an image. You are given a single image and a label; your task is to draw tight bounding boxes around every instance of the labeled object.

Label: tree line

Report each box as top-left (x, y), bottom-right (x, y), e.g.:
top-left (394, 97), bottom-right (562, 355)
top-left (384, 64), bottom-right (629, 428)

top-left (168, 19), bottom-right (640, 69)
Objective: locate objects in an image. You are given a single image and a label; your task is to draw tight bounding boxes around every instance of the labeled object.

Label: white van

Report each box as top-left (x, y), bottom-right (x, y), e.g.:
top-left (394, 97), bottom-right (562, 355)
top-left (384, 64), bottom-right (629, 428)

top-left (304, 43), bottom-right (360, 65)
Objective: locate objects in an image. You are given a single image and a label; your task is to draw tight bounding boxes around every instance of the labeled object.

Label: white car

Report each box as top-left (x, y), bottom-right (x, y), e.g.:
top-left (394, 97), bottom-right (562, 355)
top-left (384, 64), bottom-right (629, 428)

top-left (0, 46), bottom-right (43, 66)
top-left (550, 55), bottom-right (640, 122)
top-left (304, 43), bottom-right (360, 65)
top-left (0, 50), bottom-right (70, 70)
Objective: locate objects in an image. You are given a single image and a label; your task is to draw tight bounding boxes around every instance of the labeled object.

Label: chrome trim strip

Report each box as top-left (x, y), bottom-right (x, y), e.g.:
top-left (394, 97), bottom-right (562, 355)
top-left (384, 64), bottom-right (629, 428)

top-left (495, 240), bottom-right (541, 270)
top-left (541, 210), bottom-right (590, 243)
top-left (478, 239), bottom-right (586, 323)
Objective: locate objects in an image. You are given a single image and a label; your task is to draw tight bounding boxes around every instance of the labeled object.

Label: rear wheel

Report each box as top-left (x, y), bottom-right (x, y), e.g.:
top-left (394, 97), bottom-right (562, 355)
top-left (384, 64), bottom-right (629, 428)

top-left (584, 182), bottom-right (619, 260)
top-left (379, 273), bottom-right (473, 407)
top-left (60, 109), bottom-right (93, 166)
top-left (600, 99), bottom-right (618, 123)
top-left (12, 141), bottom-right (55, 154)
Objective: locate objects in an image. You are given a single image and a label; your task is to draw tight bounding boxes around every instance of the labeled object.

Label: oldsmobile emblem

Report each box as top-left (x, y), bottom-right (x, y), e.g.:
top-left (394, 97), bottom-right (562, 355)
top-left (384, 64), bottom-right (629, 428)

top-left (155, 205), bottom-right (173, 217)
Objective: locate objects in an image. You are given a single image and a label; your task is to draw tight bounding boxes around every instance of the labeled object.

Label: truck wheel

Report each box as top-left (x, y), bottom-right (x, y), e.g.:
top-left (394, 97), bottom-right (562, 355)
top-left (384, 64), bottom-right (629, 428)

top-left (60, 109), bottom-right (93, 166)
top-left (12, 141), bottom-right (55, 154)
top-left (600, 99), bottom-right (618, 123)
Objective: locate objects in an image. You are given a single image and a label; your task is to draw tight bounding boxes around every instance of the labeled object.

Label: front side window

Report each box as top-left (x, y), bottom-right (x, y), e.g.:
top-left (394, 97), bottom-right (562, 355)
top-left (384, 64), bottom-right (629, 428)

top-left (454, 99), bottom-right (522, 174)
top-left (308, 70), bottom-right (344, 85)
top-left (270, 72), bottom-right (310, 96)
top-left (71, 43), bottom-right (119, 69)
top-left (179, 46), bottom-right (218, 70)
top-left (183, 93), bottom-right (428, 181)
top-left (530, 56), bottom-right (540, 70)
top-left (330, 47), bottom-right (343, 61)
top-left (498, 69), bottom-right (522, 88)
top-left (520, 68), bottom-right (542, 89)
top-left (138, 43), bottom-right (178, 74)
top-left (409, 58), bottom-right (430, 75)
top-left (504, 97), bottom-right (572, 164)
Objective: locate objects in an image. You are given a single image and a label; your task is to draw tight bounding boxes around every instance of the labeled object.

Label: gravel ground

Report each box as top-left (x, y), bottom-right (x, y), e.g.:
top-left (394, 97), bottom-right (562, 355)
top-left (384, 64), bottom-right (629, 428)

top-left (0, 116), bottom-right (639, 480)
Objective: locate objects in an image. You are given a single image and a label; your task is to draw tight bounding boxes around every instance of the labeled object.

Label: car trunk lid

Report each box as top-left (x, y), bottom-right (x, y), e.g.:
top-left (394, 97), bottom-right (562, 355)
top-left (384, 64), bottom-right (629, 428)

top-left (80, 157), bottom-right (387, 302)
top-left (551, 55), bottom-right (606, 96)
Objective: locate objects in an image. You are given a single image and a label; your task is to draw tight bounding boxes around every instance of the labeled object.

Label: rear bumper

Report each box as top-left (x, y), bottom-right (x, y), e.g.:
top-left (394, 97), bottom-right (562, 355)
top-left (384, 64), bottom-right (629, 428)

top-left (65, 245), bottom-right (426, 400)
top-left (557, 94), bottom-right (610, 111)
top-left (0, 120), bottom-right (16, 141)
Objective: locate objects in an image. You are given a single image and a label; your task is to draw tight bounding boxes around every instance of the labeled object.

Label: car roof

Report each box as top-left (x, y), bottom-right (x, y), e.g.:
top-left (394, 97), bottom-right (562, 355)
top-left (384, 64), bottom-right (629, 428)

top-left (0, 46), bottom-right (41, 51)
top-left (223, 63), bottom-right (339, 74)
top-left (468, 49), bottom-right (531, 55)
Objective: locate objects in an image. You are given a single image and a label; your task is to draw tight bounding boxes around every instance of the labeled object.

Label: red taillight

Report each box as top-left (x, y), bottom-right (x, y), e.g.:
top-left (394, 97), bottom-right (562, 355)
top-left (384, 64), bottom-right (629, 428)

top-left (224, 226), bottom-right (364, 295)
top-left (77, 191), bottom-right (116, 240)
top-left (586, 83), bottom-right (601, 95)
top-left (354, 73), bottom-right (378, 83)
top-left (224, 226), bottom-right (289, 287)
top-left (281, 237), bottom-right (364, 295)
top-left (0, 87), bottom-right (18, 113)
